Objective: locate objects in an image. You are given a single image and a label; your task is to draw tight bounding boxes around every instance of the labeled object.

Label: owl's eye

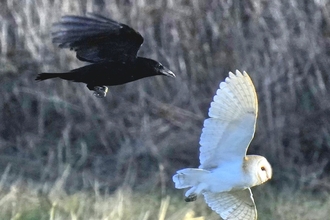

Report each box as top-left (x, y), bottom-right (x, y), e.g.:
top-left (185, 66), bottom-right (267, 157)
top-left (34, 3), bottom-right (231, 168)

top-left (261, 166), bottom-right (266, 171)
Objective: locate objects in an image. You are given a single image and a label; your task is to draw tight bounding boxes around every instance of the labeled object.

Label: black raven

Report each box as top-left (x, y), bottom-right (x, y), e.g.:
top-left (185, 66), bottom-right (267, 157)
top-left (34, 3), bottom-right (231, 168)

top-left (36, 13), bottom-right (175, 98)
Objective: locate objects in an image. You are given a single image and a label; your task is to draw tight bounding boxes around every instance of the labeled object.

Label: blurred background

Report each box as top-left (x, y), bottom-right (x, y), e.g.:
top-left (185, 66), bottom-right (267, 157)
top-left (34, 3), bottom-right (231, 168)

top-left (1, 0), bottom-right (330, 219)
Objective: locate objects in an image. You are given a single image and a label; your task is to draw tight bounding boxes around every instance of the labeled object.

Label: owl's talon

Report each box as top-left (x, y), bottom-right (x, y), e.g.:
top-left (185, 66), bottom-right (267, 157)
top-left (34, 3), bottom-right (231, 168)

top-left (185, 194), bottom-right (197, 202)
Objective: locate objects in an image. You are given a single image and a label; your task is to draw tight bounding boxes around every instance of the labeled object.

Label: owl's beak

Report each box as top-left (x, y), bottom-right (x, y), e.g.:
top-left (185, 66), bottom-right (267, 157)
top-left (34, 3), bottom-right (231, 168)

top-left (266, 166), bottom-right (272, 181)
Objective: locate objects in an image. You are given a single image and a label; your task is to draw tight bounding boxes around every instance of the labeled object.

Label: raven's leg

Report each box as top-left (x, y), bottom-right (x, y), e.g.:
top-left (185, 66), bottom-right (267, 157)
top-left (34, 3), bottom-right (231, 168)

top-left (86, 84), bottom-right (108, 98)
top-left (93, 86), bottom-right (108, 98)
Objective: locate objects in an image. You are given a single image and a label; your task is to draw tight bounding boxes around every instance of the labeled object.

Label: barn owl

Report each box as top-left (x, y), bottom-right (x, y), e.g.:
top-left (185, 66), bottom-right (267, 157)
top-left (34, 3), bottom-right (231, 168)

top-left (173, 70), bottom-right (272, 220)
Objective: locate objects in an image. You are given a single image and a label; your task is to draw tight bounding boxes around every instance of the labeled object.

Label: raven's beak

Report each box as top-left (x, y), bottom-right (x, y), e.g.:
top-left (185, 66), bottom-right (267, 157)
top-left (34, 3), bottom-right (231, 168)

top-left (161, 67), bottom-right (176, 78)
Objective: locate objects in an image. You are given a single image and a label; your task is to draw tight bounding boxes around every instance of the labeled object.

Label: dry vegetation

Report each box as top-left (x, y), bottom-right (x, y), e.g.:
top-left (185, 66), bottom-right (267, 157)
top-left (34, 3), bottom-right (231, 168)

top-left (1, 0), bottom-right (330, 219)
top-left (0, 178), bottom-right (329, 220)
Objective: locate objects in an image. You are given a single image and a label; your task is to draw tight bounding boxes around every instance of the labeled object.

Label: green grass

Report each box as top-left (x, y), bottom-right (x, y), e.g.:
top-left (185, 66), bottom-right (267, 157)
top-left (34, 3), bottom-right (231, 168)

top-left (0, 178), bottom-right (329, 220)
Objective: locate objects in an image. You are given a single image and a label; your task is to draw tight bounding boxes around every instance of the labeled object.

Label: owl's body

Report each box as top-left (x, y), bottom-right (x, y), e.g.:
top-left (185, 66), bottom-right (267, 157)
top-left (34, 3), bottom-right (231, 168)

top-left (174, 155), bottom-right (269, 195)
top-left (173, 70), bottom-right (272, 220)
top-left (175, 161), bottom-right (249, 194)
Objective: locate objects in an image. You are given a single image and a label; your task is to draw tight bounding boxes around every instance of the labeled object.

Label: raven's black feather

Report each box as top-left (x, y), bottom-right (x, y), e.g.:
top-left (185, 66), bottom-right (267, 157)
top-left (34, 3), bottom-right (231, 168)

top-left (37, 13), bottom-right (175, 97)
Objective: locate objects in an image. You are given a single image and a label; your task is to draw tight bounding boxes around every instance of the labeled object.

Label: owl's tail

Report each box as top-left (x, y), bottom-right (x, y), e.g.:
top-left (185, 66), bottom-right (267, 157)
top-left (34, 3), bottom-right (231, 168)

top-left (173, 168), bottom-right (209, 189)
top-left (173, 168), bottom-right (210, 201)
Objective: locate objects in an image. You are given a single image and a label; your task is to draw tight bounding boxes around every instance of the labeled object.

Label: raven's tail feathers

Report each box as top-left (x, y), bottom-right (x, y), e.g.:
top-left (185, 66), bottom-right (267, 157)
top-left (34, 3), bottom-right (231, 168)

top-left (35, 73), bottom-right (62, 81)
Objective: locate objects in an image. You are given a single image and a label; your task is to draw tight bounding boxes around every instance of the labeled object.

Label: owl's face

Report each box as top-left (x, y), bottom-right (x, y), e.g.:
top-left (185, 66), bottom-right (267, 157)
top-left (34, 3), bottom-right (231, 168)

top-left (256, 157), bottom-right (272, 184)
top-left (244, 155), bottom-right (272, 187)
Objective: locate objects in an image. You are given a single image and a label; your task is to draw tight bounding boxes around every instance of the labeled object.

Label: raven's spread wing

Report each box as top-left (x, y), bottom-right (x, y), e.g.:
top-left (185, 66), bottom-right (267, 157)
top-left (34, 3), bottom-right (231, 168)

top-left (203, 188), bottom-right (257, 220)
top-left (52, 13), bottom-right (144, 63)
top-left (199, 70), bottom-right (258, 169)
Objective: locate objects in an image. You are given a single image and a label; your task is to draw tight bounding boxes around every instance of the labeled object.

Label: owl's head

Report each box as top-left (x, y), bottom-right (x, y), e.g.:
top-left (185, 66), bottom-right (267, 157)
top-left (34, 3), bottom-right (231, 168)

top-left (243, 155), bottom-right (272, 187)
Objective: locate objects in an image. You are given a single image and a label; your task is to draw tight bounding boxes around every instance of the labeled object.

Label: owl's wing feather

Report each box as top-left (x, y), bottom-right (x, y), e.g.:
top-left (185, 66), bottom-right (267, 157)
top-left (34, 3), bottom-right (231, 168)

top-left (203, 188), bottom-right (257, 220)
top-left (199, 70), bottom-right (258, 169)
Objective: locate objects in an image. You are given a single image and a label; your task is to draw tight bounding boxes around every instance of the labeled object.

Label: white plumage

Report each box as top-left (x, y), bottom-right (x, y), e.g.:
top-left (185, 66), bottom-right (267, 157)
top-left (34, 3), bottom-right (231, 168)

top-left (204, 188), bottom-right (256, 220)
top-left (173, 70), bottom-right (272, 220)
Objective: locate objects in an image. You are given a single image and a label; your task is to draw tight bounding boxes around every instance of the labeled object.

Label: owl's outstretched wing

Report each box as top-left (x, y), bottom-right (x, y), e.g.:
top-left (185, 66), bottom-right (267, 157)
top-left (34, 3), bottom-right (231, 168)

top-left (203, 188), bottom-right (257, 220)
top-left (199, 70), bottom-right (258, 169)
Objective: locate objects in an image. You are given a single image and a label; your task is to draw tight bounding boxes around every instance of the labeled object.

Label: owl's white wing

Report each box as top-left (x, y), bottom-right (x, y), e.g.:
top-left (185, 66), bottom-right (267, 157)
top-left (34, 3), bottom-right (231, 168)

top-left (199, 70), bottom-right (257, 169)
top-left (203, 188), bottom-right (257, 220)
